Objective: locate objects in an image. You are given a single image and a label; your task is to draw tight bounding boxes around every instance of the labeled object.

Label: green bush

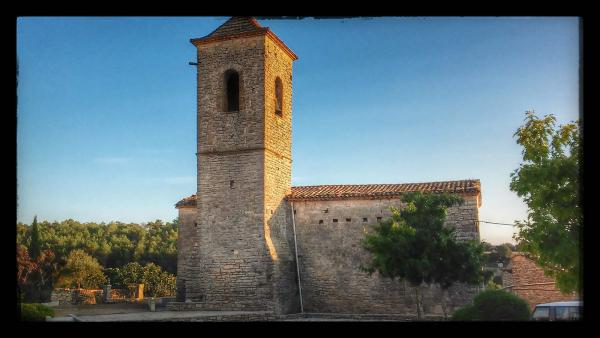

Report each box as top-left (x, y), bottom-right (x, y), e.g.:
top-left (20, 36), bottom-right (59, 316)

top-left (452, 289), bottom-right (531, 321)
top-left (20, 303), bottom-right (55, 321)
top-left (451, 305), bottom-right (478, 321)
top-left (107, 262), bottom-right (176, 297)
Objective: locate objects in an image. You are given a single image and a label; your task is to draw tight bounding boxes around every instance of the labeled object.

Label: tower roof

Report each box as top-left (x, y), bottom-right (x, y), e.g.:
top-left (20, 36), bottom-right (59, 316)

top-left (205, 16), bottom-right (267, 39)
top-left (190, 17), bottom-right (298, 61)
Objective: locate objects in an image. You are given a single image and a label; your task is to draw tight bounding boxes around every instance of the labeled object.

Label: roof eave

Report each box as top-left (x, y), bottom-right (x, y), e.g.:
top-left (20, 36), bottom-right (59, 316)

top-left (189, 28), bottom-right (298, 61)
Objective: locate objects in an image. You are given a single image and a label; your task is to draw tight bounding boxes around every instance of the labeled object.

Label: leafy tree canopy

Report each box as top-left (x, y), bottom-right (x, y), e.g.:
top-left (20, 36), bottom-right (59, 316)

top-left (16, 218), bottom-right (179, 274)
top-left (362, 192), bottom-right (487, 319)
top-left (510, 111), bottom-right (581, 293)
top-left (57, 249), bottom-right (107, 289)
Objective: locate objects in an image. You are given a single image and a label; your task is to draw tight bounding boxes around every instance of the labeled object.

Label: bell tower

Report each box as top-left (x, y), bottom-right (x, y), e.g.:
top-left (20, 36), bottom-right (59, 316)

top-left (182, 17), bottom-right (299, 313)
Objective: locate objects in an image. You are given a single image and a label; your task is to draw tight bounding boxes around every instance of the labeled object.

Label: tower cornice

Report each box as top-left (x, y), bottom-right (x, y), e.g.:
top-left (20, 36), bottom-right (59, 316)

top-left (190, 17), bottom-right (298, 61)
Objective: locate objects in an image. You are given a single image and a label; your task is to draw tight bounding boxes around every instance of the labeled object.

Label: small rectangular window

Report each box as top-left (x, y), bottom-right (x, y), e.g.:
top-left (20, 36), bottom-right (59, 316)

top-left (230, 180), bottom-right (235, 189)
top-left (346, 218), bottom-right (351, 222)
top-left (363, 218), bottom-right (368, 222)
top-left (377, 217), bottom-right (382, 222)
top-left (333, 219), bottom-right (338, 223)
top-left (318, 220), bottom-right (323, 225)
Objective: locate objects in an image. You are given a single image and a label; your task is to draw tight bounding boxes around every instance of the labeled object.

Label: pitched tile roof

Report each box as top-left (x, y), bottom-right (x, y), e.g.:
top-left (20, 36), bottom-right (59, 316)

top-left (289, 180), bottom-right (481, 201)
top-left (175, 194), bottom-right (197, 208)
top-left (203, 17), bottom-right (266, 39)
top-left (175, 179), bottom-right (480, 207)
top-left (190, 17), bottom-right (298, 61)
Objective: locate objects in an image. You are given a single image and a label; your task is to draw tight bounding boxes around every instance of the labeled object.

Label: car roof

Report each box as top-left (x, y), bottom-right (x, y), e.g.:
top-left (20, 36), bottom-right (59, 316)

top-left (535, 301), bottom-right (582, 307)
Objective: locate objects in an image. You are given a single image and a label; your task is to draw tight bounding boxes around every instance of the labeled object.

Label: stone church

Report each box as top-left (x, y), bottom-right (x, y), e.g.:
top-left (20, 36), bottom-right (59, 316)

top-left (170, 17), bottom-right (482, 316)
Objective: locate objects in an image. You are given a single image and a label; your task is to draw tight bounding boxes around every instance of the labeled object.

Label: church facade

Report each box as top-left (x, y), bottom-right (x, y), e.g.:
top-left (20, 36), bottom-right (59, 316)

top-left (170, 17), bottom-right (482, 315)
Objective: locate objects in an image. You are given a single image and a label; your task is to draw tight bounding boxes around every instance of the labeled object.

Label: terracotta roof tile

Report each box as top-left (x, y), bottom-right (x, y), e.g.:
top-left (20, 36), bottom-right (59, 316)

top-left (175, 179), bottom-right (481, 207)
top-left (289, 179), bottom-right (481, 201)
top-left (175, 194), bottom-right (197, 208)
top-left (204, 17), bottom-right (266, 39)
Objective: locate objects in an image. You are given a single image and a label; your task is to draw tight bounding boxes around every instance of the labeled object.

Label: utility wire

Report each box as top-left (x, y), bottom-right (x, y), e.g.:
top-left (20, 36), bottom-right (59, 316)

top-left (476, 220), bottom-right (517, 227)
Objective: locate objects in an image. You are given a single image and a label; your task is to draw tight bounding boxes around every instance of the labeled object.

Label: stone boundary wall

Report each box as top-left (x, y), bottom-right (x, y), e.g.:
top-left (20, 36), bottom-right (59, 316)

top-left (164, 311), bottom-right (278, 322)
top-left (158, 308), bottom-right (445, 321)
top-left (51, 287), bottom-right (141, 305)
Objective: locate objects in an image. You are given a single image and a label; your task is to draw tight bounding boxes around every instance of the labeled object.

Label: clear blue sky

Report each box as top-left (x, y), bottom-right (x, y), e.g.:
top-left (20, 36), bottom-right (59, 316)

top-left (17, 17), bottom-right (580, 244)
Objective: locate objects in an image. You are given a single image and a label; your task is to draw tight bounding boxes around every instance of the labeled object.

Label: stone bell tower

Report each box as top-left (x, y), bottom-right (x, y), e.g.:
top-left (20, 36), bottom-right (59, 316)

top-left (176, 17), bottom-right (299, 314)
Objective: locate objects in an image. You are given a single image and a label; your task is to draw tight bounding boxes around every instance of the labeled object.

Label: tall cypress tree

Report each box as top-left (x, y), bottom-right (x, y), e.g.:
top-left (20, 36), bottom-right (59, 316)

top-left (29, 216), bottom-right (42, 260)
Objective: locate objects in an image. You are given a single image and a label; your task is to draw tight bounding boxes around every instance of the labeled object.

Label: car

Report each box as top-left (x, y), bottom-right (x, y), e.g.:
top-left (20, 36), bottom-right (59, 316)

top-left (532, 301), bottom-right (582, 321)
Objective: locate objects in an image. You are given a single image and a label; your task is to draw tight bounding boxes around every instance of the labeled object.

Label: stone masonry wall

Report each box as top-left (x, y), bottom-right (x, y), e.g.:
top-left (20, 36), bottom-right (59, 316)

top-left (504, 253), bottom-right (579, 311)
top-left (262, 35), bottom-right (299, 314)
top-left (190, 35), bottom-right (270, 310)
top-left (196, 36), bottom-right (265, 153)
top-left (182, 34), bottom-right (298, 313)
top-left (291, 195), bottom-right (481, 314)
top-left (176, 207), bottom-right (197, 302)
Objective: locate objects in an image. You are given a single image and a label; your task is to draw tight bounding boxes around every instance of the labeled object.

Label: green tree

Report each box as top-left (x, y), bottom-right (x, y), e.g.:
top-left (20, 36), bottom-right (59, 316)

top-left (16, 218), bottom-right (179, 277)
top-left (17, 245), bottom-right (58, 302)
top-left (107, 262), bottom-right (176, 297)
top-left (362, 192), bottom-right (486, 320)
top-left (29, 216), bottom-right (42, 260)
top-left (430, 229), bottom-right (488, 318)
top-left (57, 249), bottom-right (107, 289)
top-left (510, 111), bottom-right (581, 293)
top-left (116, 262), bottom-right (145, 287)
top-left (142, 263), bottom-right (177, 297)
top-left (451, 289), bottom-right (530, 321)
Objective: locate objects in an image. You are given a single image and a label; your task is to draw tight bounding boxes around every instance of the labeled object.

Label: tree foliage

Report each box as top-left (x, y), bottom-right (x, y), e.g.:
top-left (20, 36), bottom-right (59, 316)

top-left (16, 218), bottom-right (179, 274)
top-left (106, 262), bottom-right (176, 297)
top-left (16, 244), bottom-right (58, 302)
top-left (57, 249), bottom-right (107, 289)
top-left (20, 303), bottom-right (55, 321)
top-left (29, 216), bottom-right (42, 261)
top-left (510, 111), bottom-right (581, 293)
top-left (361, 192), bottom-right (487, 319)
top-left (451, 289), bottom-right (530, 321)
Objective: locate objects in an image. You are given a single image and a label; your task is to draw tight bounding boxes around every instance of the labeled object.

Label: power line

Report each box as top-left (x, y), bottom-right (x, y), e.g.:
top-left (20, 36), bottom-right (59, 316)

top-left (476, 220), bottom-right (517, 227)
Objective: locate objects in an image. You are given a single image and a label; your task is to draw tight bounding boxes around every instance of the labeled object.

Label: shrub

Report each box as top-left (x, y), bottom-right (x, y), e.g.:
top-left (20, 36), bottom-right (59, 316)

top-left (451, 305), bottom-right (478, 321)
top-left (20, 303), bottom-right (55, 321)
top-left (108, 262), bottom-right (176, 297)
top-left (57, 249), bottom-right (107, 289)
top-left (452, 289), bottom-right (531, 321)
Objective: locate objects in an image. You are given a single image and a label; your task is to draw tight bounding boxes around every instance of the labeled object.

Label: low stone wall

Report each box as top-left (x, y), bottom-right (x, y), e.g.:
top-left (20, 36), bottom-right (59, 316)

top-left (109, 288), bottom-right (132, 302)
top-left (166, 312), bottom-right (278, 322)
top-left (51, 287), bottom-right (143, 305)
top-left (157, 308), bottom-right (445, 321)
top-left (51, 289), bottom-right (103, 305)
top-left (51, 289), bottom-right (73, 305)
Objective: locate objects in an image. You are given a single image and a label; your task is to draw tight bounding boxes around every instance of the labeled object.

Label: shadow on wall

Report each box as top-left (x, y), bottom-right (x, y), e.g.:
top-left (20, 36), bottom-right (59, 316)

top-left (264, 198), bottom-right (301, 314)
